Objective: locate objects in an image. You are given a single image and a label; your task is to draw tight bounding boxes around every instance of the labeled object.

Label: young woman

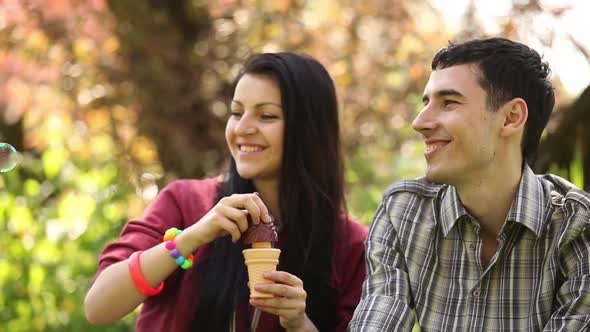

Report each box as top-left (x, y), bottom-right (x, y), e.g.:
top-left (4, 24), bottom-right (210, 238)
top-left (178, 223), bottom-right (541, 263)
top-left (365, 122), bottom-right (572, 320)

top-left (84, 52), bottom-right (368, 332)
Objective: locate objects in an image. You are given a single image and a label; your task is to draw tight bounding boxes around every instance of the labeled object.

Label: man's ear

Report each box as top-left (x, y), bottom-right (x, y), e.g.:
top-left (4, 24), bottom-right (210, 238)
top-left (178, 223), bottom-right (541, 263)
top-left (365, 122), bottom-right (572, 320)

top-left (500, 98), bottom-right (528, 137)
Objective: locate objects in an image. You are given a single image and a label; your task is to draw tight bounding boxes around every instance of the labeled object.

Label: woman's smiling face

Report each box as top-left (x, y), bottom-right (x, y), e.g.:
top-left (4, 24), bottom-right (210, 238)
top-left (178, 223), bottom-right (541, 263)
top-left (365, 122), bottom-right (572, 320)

top-left (226, 73), bottom-right (285, 182)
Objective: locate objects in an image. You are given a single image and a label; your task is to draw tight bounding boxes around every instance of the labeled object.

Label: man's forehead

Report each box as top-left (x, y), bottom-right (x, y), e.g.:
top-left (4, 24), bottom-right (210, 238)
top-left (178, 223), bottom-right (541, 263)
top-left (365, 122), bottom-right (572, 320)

top-left (424, 63), bottom-right (482, 95)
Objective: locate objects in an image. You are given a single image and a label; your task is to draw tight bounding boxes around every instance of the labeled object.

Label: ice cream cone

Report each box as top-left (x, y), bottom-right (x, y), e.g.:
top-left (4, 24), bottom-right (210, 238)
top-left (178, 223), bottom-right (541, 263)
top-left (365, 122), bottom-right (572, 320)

top-left (252, 242), bottom-right (271, 248)
top-left (243, 248), bottom-right (281, 298)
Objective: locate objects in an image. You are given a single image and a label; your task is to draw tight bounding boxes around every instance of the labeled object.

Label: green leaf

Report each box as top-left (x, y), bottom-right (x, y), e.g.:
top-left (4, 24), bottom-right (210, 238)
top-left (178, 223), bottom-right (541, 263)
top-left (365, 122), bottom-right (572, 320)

top-left (42, 149), bottom-right (67, 179)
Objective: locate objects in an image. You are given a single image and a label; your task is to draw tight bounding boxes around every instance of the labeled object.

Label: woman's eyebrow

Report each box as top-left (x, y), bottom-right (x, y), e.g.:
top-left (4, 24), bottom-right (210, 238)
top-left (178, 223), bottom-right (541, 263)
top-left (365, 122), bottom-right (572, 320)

top-left (231, 100), bottom-right (282, 108)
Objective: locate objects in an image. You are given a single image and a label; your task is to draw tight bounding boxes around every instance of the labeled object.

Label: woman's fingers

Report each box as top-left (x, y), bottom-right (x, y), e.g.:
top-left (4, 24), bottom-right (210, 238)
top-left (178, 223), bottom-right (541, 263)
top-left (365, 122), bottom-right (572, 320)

top-left (261, 271), bottom-right (304, 288)
top-left (251, 193), bottom-right (272, 223)
top-left (220, 193), bottom-right (271, 225)
top-left (250, 271), bottom-right (306, 306)
top-left (250, 295), bottom-right (303, 310)
top-left (195, 193), bottom-right (272, 244)
top-left (249, 272), bottom-right (307, 328)
top-left (215, 216), bottom-right (242, 242)
top-left (215, 204), bottom-right (249, 233)
top-left (252, 283), bottom-right (306, 302)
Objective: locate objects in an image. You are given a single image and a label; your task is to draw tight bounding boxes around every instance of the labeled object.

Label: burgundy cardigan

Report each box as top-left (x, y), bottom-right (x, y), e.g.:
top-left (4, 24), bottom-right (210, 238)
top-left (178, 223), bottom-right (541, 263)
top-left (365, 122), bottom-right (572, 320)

top-left (95, 178), bottom-right (368, 331)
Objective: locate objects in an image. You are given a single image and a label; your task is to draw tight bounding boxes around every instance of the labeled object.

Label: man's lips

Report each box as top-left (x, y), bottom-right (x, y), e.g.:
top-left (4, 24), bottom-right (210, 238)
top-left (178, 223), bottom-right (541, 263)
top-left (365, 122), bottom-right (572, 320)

top-left (423, 140), bottom-right (450, 156)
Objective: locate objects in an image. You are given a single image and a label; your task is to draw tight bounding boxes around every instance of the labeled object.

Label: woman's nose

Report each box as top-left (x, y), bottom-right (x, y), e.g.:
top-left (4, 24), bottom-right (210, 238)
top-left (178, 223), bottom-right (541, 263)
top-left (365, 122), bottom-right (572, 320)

top-left (234, 114), bottom-right (257, 135)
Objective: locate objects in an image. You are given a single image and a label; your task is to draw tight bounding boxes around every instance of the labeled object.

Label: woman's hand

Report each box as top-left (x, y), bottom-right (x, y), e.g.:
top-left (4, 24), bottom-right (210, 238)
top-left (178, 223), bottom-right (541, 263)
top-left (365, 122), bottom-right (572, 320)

top-left (250, 271), bottom-right (318, 332)
top-left (188, 193), bottom-right (271, 245)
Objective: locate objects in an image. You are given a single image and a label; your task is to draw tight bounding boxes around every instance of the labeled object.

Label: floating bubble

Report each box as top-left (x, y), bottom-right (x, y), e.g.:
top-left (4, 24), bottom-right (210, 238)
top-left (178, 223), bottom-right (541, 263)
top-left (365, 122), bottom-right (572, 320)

top-left (0, 143), bottom-right (18, 172)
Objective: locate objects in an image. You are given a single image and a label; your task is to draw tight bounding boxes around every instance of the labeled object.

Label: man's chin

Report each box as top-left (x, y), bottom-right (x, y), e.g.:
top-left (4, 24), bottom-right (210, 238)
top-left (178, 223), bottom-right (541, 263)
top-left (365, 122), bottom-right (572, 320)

top-left (424, 168), bottom-right (447, 185)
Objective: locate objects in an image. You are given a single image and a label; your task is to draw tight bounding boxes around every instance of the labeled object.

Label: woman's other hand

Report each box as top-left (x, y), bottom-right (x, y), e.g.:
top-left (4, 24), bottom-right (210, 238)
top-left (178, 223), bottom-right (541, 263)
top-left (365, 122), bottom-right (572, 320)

top-left (250, 271), bottom-right (318, 332)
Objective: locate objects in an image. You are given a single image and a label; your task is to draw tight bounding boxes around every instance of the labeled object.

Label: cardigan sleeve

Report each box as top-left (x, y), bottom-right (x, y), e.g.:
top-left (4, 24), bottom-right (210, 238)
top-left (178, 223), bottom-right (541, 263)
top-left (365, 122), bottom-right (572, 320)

top-left (96, 178), bottom-right (219, 275)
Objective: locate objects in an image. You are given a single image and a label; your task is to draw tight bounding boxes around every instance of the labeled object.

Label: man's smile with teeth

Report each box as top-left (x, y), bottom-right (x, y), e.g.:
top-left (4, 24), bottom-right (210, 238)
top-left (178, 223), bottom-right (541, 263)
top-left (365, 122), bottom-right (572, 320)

top-left (426, 142), bottom-right (448, 153)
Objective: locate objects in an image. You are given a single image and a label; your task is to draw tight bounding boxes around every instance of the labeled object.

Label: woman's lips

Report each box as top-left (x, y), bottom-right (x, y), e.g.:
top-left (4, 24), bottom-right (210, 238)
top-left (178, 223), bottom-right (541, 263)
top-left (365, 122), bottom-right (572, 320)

top-left (237, 144), bottom-right (267, 155)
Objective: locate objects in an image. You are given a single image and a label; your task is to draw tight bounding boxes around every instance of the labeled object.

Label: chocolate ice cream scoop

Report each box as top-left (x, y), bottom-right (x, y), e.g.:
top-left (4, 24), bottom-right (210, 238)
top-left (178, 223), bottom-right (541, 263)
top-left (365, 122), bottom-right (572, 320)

top-left (243, 220), bottom-right (278, 244)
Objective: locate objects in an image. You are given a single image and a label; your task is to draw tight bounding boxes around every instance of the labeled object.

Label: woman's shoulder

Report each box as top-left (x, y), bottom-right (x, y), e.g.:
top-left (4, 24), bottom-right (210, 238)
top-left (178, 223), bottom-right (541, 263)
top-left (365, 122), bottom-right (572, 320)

top-left (155, 177), bottom-right (222, 215)
top-left (337, 214), bottom-right (368, 246)
top-left (164, 176), bottom-right (222, 195)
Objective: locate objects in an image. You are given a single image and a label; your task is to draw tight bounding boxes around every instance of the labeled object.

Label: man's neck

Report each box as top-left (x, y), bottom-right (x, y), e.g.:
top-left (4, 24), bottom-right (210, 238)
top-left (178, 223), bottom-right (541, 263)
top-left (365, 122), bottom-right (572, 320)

top-left (455, 160), bottom-right (523, 239)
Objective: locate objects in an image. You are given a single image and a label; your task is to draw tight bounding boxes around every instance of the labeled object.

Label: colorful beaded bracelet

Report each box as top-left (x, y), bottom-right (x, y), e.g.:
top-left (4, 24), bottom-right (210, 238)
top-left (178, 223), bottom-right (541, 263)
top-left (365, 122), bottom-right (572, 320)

top-left (163, 227), bottom-right (194, 270)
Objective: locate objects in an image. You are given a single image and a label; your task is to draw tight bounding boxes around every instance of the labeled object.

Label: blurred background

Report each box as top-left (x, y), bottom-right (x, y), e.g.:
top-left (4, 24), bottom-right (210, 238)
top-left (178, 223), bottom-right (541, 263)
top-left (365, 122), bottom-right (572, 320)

top-left (1, 0), bottom-right (589, 331)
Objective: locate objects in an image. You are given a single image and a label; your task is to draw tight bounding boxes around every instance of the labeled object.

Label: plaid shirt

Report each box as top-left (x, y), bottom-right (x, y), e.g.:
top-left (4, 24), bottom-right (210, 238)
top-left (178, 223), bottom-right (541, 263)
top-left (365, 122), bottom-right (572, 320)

top-left (349, 165), bottom-right (590, 331)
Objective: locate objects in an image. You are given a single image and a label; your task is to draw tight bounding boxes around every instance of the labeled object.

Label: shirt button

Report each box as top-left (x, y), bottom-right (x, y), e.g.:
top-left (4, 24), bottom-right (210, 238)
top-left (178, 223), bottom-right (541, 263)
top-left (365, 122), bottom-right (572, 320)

top-left (472, 287), bottom-right (481, 297)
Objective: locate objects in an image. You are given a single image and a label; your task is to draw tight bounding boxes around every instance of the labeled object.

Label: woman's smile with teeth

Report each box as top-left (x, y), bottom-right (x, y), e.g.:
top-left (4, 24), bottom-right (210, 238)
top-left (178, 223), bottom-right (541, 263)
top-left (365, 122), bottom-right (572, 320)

top-left (239, 145), bottom-right (263, 152)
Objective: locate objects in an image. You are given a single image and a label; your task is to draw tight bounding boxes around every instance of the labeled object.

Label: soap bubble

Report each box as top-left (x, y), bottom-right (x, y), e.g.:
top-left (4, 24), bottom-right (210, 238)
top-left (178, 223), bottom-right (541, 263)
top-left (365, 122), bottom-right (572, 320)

top-left (0, 143), bottom-right (18, 172)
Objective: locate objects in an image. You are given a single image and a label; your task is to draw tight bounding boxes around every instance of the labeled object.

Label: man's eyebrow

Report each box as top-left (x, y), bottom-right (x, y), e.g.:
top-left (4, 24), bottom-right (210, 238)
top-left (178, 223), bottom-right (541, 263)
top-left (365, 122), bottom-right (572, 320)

top-left (422, 89), bottom-right (465, 103)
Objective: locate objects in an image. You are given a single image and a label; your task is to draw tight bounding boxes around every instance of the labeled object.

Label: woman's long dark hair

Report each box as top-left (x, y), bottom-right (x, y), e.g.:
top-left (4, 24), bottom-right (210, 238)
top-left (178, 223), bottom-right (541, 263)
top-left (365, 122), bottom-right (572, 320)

top-left (192, 52), bottom-right (345, 331)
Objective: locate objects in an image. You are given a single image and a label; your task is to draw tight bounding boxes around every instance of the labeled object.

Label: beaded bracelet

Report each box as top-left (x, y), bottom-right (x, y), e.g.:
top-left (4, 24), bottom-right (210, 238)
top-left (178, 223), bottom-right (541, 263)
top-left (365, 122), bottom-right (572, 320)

top-left (163, 227), bottom-right (194, 270)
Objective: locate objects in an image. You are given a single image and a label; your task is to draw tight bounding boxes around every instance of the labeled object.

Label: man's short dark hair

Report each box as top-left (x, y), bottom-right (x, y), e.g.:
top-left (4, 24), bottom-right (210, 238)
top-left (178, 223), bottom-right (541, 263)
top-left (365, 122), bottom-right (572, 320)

top-left (431, 37), bottom-right (555, 161)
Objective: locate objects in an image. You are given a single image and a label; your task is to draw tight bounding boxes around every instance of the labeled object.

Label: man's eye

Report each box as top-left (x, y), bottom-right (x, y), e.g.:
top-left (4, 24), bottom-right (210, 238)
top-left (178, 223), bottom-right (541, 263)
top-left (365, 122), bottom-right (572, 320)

top-left (443, 100), bottom-right (458, 106)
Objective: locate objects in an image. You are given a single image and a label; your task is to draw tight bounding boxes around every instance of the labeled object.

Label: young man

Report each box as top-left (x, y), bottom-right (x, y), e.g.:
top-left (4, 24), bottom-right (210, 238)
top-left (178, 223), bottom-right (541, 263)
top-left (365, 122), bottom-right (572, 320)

top-left (349, 38), bottom-right (590, 331)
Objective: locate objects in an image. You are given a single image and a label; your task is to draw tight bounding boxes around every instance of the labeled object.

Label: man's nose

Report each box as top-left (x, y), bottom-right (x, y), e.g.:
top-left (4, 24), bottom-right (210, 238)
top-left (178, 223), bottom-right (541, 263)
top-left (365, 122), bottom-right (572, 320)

top-left (412, 105), bottom-right (437, 133)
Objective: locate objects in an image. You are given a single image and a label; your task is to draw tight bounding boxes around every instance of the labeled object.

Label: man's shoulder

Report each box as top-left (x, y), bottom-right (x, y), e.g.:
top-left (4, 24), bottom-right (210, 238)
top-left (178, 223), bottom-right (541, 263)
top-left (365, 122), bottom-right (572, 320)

top-left (539, 173), bottom-right (590, 211)
top-left (382, 177), bottom-right (445, 200)
top-left (538, 173), bottom-right (590, 249)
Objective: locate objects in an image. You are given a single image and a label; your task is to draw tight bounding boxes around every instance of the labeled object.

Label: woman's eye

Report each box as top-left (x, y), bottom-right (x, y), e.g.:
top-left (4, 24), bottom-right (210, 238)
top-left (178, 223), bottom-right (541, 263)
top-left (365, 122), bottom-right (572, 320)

top-left (261, 114), bottom-right (279, 120)
top-left (229, 111), bottom-right (242, 117)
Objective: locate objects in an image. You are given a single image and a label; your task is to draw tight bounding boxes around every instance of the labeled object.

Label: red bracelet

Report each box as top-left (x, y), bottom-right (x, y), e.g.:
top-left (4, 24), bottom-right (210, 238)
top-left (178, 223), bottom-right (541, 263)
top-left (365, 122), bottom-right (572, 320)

top-left (128, 251), bottom-right (164, 296)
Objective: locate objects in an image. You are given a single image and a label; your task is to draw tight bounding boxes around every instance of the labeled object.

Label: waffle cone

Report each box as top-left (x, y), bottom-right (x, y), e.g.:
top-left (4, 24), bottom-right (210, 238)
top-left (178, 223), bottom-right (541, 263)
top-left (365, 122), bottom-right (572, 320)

top-left (242, 248), bottom-right (281, 298)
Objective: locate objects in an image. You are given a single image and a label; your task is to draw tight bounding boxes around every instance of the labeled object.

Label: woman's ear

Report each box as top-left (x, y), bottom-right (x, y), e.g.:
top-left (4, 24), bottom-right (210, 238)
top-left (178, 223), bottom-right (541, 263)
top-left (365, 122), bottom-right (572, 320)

top-left (500, 98), bottom-right (528, 138)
